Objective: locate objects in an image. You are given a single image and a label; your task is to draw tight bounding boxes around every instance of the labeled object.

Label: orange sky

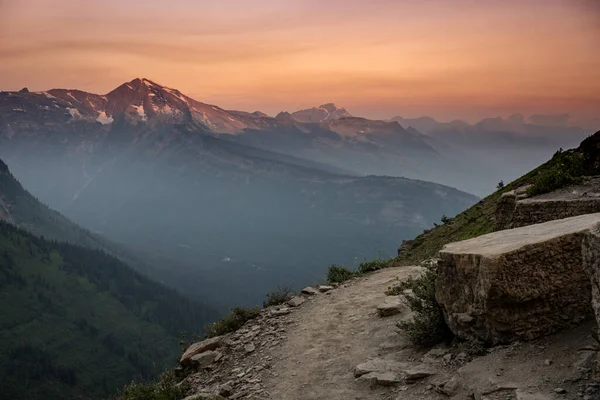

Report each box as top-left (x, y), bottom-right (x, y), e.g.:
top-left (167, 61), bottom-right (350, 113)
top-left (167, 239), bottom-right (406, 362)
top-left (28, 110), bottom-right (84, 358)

top-left (1, 0), bottom-right (599, 122)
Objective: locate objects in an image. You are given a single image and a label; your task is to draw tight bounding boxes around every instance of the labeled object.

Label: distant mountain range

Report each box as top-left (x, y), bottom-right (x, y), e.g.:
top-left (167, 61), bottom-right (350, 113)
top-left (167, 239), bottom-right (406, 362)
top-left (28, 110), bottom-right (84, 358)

top-left (0, 79), bottom-right (478, 310)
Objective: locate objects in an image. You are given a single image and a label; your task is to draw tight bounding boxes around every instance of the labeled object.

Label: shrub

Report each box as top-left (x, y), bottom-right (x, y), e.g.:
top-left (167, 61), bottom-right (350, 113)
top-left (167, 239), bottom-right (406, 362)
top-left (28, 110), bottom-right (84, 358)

top-left (263, 286), bottom-right (293, 308)
top-left (205, 307), bottom-right (260, 338)
top-left (456, 337), bottom-right (487, 357)
top-left (496, 180), bottom-right (505, 190)
top-left (395, 260), bottom-right (453, 346)
top-left (357, 259), bottom-right (389, 274)
top-left (119, 371), bottom-right (189, 400)
top-left (527, 150), bottom-right (585, 196)
top-left (326, 264), bottom-right (356, 284)
top-left (440, 215), bottom-right (450, 224)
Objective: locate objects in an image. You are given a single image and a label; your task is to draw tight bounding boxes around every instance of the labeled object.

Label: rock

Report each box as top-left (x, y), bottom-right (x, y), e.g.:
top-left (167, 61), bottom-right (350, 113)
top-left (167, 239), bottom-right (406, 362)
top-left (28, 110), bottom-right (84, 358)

top-left (180, 336), bottom-right (224, 365)
top-left (554, 388), bottom-right (567, 394)
top-left (582, 227), bottom-right (600, 338)
top-left (244, 343), bottom-right (256, 353)
top-left (377, 296), bottom-right (404, 317)
top-left (544, 359), bottom-right (552, 366)
top-left (190, 350), bottom-right (217, 368)
top-left (317, 285), bottom-right (334, 292)
top-left (438, 376), bottom-right (461, 397)
top-left (357, 372), bottom-right (401, 387)
top-left (218, 383), bottom-right (234, 397)
top-left (270, 308), bottom-right (291, 316)
top-left (443, 353), bottom-right (453, 363)
top-left (437, 214), bottom-right (600, 343)
top-left (515, 390), bottom-right (552, 400)
top-left (354, 358), bottom-right (408, 377)
top-left (286, 296), bottom-right (305, 307)
top-left (301, 286), bottom-right (319, 296)
top-left (425, 348), bottom-right (449, 358)
top-left (404, 367), bottom-right (435, 381)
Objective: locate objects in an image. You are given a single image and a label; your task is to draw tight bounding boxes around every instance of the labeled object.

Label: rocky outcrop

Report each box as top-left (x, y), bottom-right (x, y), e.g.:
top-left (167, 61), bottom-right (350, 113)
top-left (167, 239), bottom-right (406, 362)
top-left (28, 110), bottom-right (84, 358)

top-left (495, 179), bottom-right (600, 231)
top-left (437, 214), bottom-right (600, 344)
top-left (583, 226), bottom-right (600, 333)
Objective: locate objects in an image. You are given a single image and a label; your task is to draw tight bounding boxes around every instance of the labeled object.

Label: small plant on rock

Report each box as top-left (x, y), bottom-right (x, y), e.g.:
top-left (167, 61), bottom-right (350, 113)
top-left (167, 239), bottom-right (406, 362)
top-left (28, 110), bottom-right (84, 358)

top-left (263, 286), bottom-right (294, 308)
top-left (205, 307), bottom-right (260, 338)
top-left (396, 260), bottom-right (453, 346)
top-left (326, 264), bottom-right (355, 284)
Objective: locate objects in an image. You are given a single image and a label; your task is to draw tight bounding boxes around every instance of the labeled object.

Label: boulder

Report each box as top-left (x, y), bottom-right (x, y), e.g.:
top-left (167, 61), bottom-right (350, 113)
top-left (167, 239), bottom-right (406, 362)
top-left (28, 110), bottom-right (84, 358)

top-left (357, 372), bottom-right (401, 387)
top-left (582, 227), bottom-right (600, 334)
top-left (437, 214), bottom-right (600, 344)
top-left (301, 286), bottom-right (320, 296)
top-left (377, 296), bottom-right (404, 317)
top-left (317, 285), bottom-right (334, 292)
top-left (190, 350), bottom-right (217, 368)
top-left (286, 296), bottom-right (305, 307)
top-left (180, 336), bottom-right (224, 365)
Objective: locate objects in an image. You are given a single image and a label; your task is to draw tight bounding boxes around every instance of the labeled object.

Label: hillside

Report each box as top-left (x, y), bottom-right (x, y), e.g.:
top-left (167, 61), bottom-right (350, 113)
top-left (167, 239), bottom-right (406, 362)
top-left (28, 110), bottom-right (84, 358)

top-left (0, 162), bottom-right (219, 399)
top-left (395, 130), bottom-right (600, 264)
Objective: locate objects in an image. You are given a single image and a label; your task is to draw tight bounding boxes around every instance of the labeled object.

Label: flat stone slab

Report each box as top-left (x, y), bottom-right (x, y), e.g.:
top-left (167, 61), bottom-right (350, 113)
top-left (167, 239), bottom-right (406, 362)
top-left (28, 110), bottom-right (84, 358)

top-left (301, 286), bottom-right (319, 296)
top-left (437, 214), bottom-right (600, 344)
top-left (377, 296), bottom-right (404, 317)
top-left (180, 336), bottom-right (224, 365)
top-left (443, 213), bottom-right (600, 256)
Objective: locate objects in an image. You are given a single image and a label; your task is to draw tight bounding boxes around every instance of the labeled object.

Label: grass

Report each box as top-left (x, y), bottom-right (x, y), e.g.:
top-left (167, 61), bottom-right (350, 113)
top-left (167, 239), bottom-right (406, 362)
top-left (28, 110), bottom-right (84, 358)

top-left (526, 150), bottom-right (584, 196)
top-left (263, 286), bottom-right (294, 308)
top-left (205, 307), bottom-right (260, 338)
top-left (117, 371), bottom-right (190, 400)
top-left (326, 257), bottom-right (395, 285)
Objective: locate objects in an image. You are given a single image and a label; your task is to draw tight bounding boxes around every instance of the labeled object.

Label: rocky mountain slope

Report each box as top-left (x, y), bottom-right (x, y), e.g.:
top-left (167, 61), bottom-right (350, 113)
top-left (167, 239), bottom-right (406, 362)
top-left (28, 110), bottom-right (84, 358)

top-left (0, 161), bottom-right (218, 400)
top-left (0, 85), bottom-right (478, 311)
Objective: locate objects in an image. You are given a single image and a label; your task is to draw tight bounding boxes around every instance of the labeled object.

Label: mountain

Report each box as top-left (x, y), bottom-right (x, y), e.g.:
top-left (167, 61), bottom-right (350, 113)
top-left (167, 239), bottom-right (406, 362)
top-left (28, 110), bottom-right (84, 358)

top-left (289, 103), bottom-right (352, 123)
top-left (0, 161), bottom-right (218, 400)
top-left (0, 80), bottom-right (478, 311)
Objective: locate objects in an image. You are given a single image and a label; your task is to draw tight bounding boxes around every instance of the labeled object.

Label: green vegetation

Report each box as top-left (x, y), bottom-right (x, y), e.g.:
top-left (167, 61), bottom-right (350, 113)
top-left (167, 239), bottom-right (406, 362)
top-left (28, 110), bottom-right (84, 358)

top-left (205, 307), bottom-right (260, 338)
top-left (326, 258), bottom-right (394, 284)
top-left (117, 371), bottom-right (190, 400)
top-left (357, 259), bottom-right (390, 274)
top-left (526, 150), bottom-right (585, 196)
top-left (326, 264), bottom-right (356, 283)
top-left (394, 261), bottom-right (453, 346)
top-left (0, 221), bottom-right (216, 400)
top-left (496, 180), bottom-right (505, 190)
top-left (456, 338), bottom-right (487, 357)
top-left (263, 286), bottom-right (294, 308)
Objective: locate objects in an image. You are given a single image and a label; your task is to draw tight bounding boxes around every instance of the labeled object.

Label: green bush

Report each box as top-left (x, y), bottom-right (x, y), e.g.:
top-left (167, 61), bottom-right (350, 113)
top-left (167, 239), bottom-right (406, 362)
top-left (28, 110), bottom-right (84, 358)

top-left (527, 150), bottom-right (585, 196)
top-left (357, 259), bottom-right (389, 274)
top-left (119, 371), bottom-right (189, 400)
top-left (263, 286), bottom-right (293, 308)
top-left (326, 264), bottom-right (356, 284)
top-left (205, 307), bottom-right (260, 338)
top-left (440, 215), bottom-right (450, 224)
top-left (456, 337), bottom-right (487, 357)
top-left (395, 261), bottom-right (453, 346)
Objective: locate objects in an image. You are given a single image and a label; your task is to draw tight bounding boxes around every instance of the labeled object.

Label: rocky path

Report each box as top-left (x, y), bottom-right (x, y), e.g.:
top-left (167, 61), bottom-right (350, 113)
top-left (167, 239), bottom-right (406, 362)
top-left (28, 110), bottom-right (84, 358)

top-left (263, 266), bottom-right (423, 400)
top-left (183, 266), bottom-right (600, 400)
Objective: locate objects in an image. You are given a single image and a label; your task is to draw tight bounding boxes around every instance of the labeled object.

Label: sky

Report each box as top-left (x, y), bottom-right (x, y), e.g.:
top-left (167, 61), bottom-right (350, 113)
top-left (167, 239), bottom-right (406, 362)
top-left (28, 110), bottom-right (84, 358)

top-left (0, 0), bottom-right (599, 122)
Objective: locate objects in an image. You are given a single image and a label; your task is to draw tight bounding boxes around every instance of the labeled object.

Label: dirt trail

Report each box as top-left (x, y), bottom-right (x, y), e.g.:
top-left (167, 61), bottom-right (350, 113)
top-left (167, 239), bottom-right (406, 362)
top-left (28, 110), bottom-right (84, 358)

top-left (263, 266), bottom-right (423, 400)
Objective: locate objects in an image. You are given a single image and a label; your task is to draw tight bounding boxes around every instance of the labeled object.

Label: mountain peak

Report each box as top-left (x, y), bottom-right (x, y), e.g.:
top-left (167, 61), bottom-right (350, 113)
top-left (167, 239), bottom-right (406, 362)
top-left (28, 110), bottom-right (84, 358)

top-left (290, 103), bottom-right (352, 123)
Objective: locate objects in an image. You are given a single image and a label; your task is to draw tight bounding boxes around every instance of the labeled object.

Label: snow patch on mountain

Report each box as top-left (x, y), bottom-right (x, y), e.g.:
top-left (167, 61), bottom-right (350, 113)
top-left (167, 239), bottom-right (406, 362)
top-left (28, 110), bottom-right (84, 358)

top-left (96, 111), bottom-right (114, 125)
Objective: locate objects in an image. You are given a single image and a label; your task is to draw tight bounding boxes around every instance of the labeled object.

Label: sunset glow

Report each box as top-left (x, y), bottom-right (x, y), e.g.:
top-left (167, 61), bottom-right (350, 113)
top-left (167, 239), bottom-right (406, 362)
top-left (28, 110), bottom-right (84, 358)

top-left (1, 0), bottom-right (599, 121)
